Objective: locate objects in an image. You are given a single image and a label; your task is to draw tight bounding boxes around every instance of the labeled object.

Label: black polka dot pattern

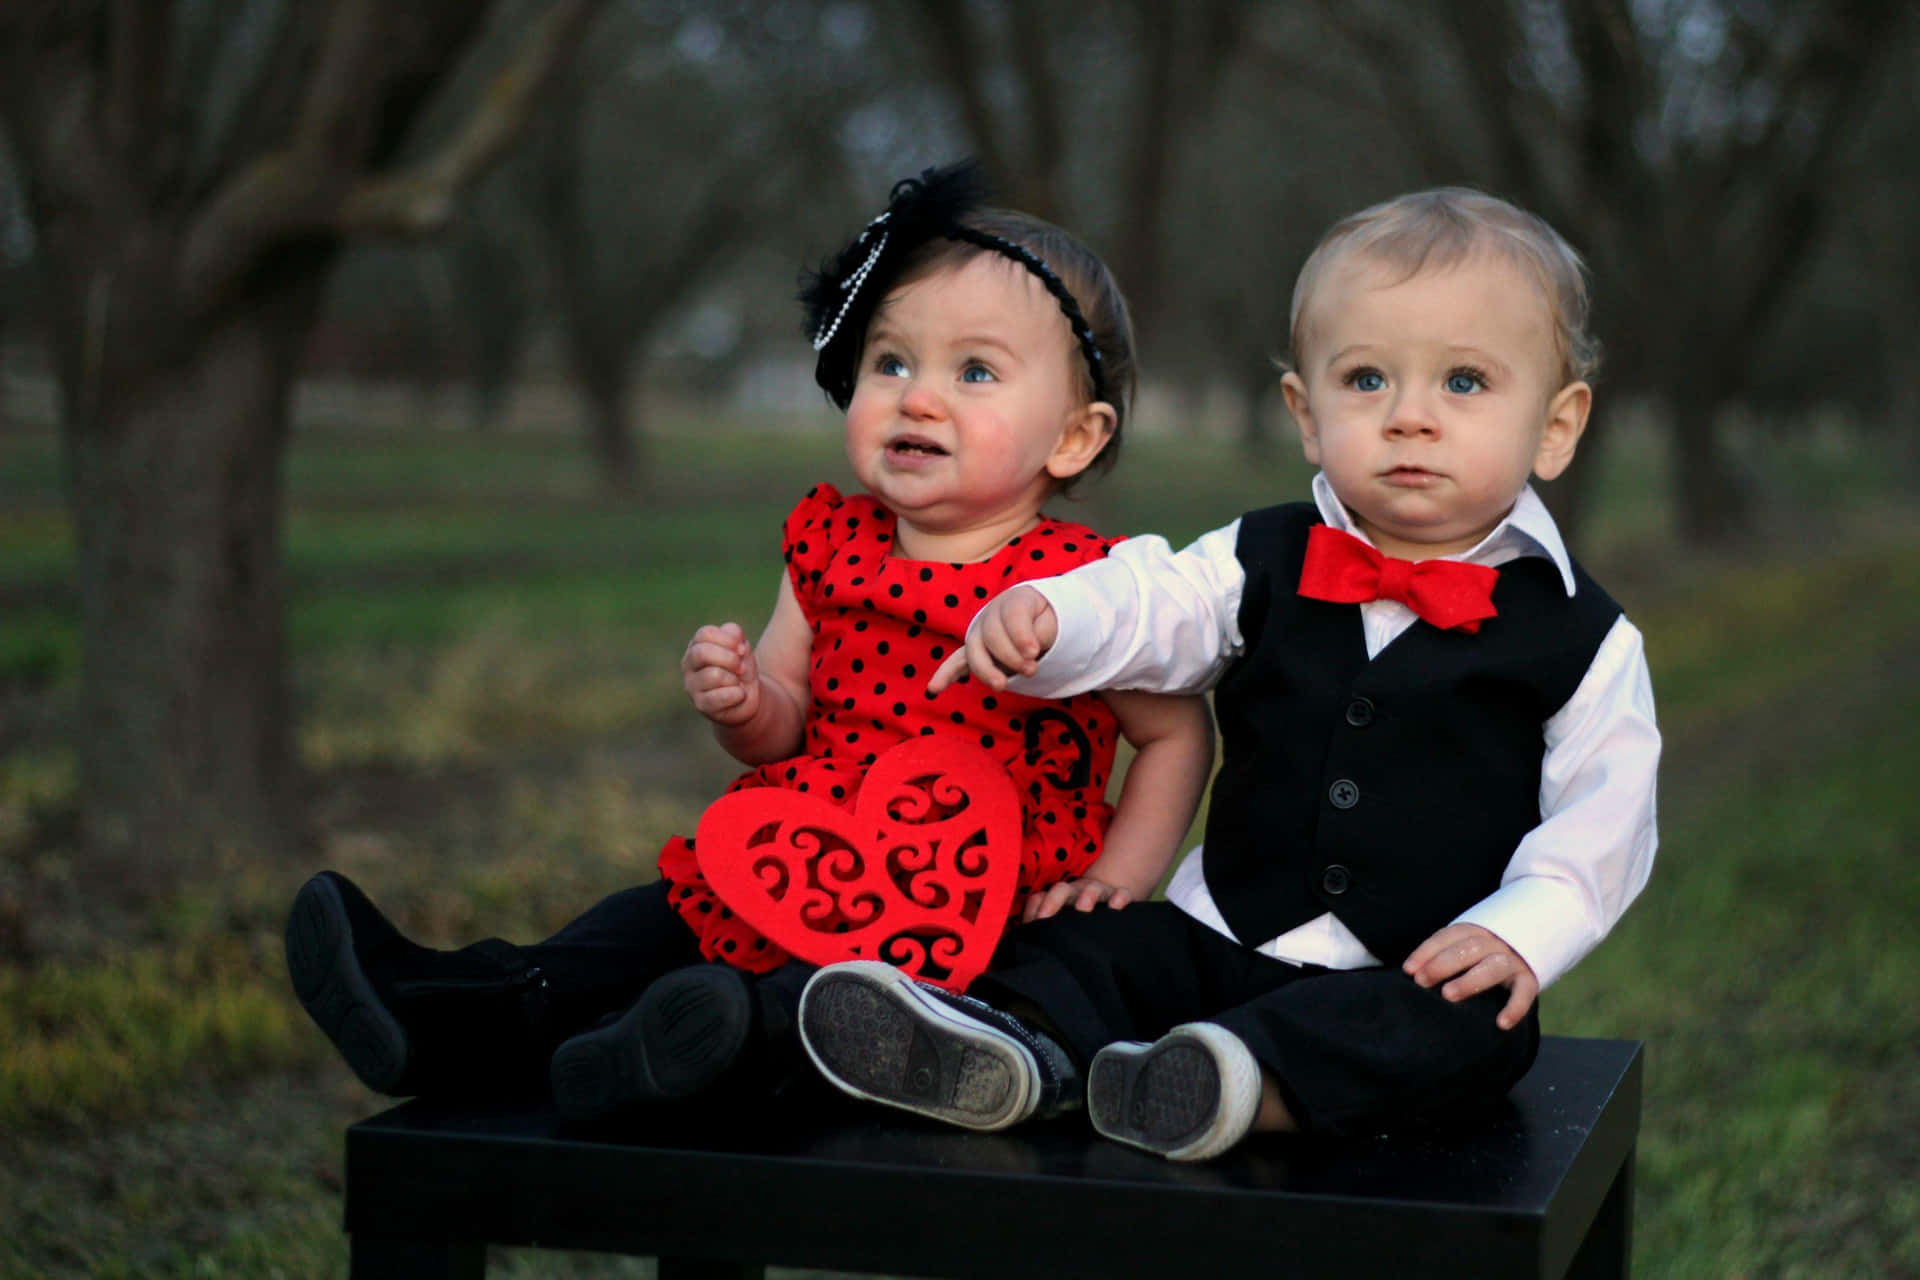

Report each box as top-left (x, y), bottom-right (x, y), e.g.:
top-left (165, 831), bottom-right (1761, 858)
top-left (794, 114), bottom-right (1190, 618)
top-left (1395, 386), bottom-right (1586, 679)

top-left (655, 484), bottom-right (1125, 973)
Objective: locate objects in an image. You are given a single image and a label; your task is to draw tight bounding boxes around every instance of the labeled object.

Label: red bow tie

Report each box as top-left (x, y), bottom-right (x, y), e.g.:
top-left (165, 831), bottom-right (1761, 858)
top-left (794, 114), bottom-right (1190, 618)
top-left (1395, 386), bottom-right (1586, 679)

top-left (1297, 525), bottom-right (1499, 633)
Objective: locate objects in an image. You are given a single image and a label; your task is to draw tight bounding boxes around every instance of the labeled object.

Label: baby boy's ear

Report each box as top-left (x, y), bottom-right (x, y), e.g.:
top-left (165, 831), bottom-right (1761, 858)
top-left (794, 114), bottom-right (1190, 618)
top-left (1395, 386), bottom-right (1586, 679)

top-left (1279, 371), bottom-right (1321, 466)
top-left (1533, 381), bottom-right (1592, 482)
top-left (1046, 402), bottom-right (1119, 480)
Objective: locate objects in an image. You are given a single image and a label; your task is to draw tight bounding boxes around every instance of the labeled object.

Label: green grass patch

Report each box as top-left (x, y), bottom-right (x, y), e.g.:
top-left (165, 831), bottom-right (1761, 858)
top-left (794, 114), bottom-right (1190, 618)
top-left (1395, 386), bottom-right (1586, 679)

top-left (1547, 662), bottom-right (1920, 1275)
top-left (0, 932), bottom-right (319, 1133)
top-left (1634, 542), bottom-right (1920, 735)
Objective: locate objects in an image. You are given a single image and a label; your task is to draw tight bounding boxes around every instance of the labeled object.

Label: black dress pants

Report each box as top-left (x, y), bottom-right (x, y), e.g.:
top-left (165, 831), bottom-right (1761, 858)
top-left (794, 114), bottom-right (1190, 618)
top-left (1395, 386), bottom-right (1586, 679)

top-left (977, 902), bottom-right (1539, 1137)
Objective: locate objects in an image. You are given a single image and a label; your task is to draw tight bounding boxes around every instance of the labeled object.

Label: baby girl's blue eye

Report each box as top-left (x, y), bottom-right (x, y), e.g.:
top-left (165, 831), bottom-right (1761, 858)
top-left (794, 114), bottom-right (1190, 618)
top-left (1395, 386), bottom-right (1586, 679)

top-left (1446, 370), bottom-right (1486, 394)
top-left (1350, 370), bottom-right (1385, 392)
top-left (876, 354), bottom-right (908, 377)
top-left (959, 363), bottom-right (996, 384)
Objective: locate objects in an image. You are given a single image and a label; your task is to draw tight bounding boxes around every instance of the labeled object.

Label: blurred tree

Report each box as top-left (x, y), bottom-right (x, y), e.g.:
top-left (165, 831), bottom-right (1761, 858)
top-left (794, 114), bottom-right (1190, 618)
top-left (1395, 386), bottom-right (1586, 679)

top-left (0, 133), bottom-right (34, 432)
top-left (525, 2), bottom-right (874, 491)
top-left (1154, 3), bottom-right (1410, 460)
top-left (0, 1), bottom-right (603, 885)
top-left (893, 0), bottom-right (1253, 340)
top-left (396, 2), bottom-right (878, 491)
top-left (446, 201), bottom-right (536, 433)
top-left (1833, 16), bottom-right (1920, 484)
top-left (1257, 0), bottom-right (1909, 543)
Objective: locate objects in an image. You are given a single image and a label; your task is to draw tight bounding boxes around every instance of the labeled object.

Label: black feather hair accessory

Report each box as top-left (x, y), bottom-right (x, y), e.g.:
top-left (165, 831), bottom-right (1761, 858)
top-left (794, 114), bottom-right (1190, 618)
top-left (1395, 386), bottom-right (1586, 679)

top-left (800, 160), bottom-right (1107, 410)
top-left (801, 161), bottom-right (991, 409)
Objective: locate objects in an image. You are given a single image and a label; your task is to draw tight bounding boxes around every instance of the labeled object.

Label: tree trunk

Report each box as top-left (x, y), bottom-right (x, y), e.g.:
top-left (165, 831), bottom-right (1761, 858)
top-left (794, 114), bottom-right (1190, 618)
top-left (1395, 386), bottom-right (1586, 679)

top-left (1239, 357), bottom-right (1279, 460)
top-left (1668, 393), bottom-right (1749, 547)
top-left (576, 343), bottom-right (637, 497)
top-left (1113, 4), bottom-right (1179, 340)
top-left (50, 260), bottom-right (326, 883)
top-left (2, 0), bottom-right (602, 895)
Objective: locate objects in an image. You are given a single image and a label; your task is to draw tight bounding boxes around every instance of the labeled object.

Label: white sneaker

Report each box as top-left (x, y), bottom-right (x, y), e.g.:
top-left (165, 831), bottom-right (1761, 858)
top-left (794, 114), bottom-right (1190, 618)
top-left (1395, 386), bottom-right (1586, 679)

top-left (1088, 1022), bottom-right (1263, 1162)
top-left (798, 961), bottom-right (1078, 1131)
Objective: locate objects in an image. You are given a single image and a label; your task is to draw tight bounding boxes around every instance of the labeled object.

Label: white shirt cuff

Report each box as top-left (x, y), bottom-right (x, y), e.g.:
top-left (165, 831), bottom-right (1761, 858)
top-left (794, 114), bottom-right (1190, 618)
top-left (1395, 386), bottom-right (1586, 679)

top-left (1456, 877), bottom-right (1603, 992)
top-left (1016, 574), bottom-right (1113, 699)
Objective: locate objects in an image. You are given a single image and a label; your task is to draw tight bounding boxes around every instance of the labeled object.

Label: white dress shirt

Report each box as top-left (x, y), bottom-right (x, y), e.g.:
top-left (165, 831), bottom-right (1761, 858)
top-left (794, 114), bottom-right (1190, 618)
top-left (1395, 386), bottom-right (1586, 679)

top-left (1004, 473), bottom-right (1660, 989)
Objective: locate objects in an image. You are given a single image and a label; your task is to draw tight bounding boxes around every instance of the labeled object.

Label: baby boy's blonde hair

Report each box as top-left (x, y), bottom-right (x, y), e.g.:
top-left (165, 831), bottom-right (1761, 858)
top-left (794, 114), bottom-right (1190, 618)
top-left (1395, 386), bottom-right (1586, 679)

top-left (1287, 188), bottom-right (1601, 387)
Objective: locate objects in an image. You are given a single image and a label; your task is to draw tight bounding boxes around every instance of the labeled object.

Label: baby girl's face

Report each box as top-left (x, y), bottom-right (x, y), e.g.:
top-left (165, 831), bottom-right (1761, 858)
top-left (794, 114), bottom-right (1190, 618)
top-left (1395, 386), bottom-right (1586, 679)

top-left (1281, 251), bottom-right (1588, 561)
top-left (844, 254), bottom-right (1098, 558)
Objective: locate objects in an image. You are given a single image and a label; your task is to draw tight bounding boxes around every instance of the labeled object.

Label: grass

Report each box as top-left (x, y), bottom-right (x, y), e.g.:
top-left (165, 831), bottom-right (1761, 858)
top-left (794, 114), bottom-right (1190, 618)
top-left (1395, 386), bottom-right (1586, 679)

top-left (2, 406), bottom-right (1917, 1276)
top-left (1548, 572), bottom-right (1920, 1276)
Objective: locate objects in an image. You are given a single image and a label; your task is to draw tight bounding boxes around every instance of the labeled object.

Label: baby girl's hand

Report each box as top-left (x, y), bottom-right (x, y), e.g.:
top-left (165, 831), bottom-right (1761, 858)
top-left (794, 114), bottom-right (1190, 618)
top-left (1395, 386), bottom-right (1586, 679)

top-left (926, 585), bottom-right (1058, 693)
top-left (1022, 877), bottom-right (1134, 923)
top-left (1403, 923), bottom-right (1540, 1031)
top-left (682, 622), bottom-right (761, 726)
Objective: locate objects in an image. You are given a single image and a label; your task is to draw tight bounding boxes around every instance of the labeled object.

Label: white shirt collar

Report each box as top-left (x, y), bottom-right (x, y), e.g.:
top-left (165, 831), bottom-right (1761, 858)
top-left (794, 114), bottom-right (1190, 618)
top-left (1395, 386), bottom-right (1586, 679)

top-left (1309, 471), bottom-right (1578, 597)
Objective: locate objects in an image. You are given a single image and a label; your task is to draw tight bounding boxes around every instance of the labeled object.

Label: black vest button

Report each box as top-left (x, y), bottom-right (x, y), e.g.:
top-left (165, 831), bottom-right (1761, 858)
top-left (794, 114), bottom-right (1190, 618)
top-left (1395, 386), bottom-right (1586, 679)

top-left (1328, 779), bottom-right (1360, 809)
top-left (1345, 697), bottom-right (1374, 727)
top-left (1322, 864), bottom-right (1351, 895)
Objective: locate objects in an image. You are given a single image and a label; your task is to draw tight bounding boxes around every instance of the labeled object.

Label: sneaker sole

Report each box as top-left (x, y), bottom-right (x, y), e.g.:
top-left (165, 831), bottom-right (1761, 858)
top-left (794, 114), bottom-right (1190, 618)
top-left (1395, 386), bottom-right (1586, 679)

top-left (285, 874), bottom-right (409, 1094)
top-left (1088, 1023), bottom-right (1261, 1162)
top-left (550, 967), bottom-right (752, 1117)
top-left (798, 961), bottom-right (1037, 1131)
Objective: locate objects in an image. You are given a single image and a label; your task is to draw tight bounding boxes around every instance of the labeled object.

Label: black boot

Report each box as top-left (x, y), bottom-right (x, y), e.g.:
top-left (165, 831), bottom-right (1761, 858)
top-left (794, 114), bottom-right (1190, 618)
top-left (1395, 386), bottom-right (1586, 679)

top-left (549, 962), bottom-right (805, 1119)
top-left (285, 871), bottom-right (555, 1096)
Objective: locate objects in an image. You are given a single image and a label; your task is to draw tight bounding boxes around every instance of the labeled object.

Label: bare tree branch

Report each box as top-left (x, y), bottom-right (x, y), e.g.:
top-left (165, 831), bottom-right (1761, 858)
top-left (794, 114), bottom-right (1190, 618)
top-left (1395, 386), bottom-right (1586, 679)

top-left (1114, 0), bottom-right (1179, 325)
top-left (1188, 0), bottom-right (1257, 121)
top-left (1005, 4), bottom-right (1065, 220)
top-left (1711, 21), bottom-right (1898, 363)
top-left (1241, 36), bottom-right (1410, 140)
top-left (179, 0), bottom-right (601, 321)
top-left (902, 0), bottom-right (1013, 184)
top-left (1439, 0), bottom-right (1550, 202)
top-left (290, 0), bottom-right (392, 169)
top-left (188, 4), bottom-right (323, 202)
top-left (178, 1), bottom-right (396, 315)
top-left (104, 0), bottom-right (175, 183)
top-left (338, 0), bottom-right (605, 237)
top-left (1681, 6), bottom-right (1888, 251)
top-left (1302, 0), bottom-right (1472, 183)
top-left (0, 5), bottom-right (119, 223)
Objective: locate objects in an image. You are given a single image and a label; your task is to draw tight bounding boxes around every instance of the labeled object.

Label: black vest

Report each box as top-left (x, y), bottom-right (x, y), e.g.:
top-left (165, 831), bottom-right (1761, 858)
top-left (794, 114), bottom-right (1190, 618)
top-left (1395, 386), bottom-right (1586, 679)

top-left (1203, 503), bottom-right (1622, 965)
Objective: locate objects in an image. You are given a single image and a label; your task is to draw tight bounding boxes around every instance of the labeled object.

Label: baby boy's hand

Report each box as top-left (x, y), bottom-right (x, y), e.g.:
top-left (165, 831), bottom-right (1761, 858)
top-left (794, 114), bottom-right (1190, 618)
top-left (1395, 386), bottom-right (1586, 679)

top-left (1403, 923), bottom-right (1539, 1031)
top-left (682, 622), bottom-right (761, 727)
top-left (927, 585), bottom-right (1059, 694)
top-left (1022, 877), bottom-right (1134, 923)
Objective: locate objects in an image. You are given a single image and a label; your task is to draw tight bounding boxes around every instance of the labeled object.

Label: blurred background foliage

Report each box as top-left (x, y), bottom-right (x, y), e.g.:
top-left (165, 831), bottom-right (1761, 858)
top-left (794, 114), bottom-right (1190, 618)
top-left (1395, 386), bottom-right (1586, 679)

top-left (2, 1), bottom-right (1918, 1275)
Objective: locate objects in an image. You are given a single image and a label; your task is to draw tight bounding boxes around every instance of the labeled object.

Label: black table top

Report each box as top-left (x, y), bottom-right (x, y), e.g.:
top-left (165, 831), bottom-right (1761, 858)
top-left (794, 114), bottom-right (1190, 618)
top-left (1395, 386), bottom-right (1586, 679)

top-left (347, 1034), bottom-right (1642, 1279)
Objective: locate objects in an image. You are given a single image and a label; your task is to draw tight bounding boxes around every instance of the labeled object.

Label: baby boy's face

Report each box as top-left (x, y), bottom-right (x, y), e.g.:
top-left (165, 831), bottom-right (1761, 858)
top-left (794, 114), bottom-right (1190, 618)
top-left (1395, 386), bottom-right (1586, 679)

top-left (1281, 251), bottom-right (1588, 561)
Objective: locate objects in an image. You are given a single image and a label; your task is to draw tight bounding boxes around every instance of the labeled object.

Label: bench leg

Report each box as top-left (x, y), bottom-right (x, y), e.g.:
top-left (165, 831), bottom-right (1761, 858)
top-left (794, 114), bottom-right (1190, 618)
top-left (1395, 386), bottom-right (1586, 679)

top-left (350, 1234), bottom-right (486, 1279)
top-left (1563, 1144), bottom-right (1634, 1279)
top-left (657, 1260), bottom-right (764, 1280)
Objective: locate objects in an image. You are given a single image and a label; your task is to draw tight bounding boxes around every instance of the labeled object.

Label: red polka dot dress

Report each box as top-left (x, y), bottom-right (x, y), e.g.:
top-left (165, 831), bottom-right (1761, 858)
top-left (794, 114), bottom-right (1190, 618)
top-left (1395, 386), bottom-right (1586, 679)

top-left (655, 484), bottom-right (1125, 972)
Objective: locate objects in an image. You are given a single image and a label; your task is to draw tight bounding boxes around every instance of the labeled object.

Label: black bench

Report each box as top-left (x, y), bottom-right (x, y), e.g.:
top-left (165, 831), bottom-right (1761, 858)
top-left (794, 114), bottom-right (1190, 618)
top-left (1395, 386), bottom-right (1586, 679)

top-left (343, 1034), bottom-right (1641, 1279)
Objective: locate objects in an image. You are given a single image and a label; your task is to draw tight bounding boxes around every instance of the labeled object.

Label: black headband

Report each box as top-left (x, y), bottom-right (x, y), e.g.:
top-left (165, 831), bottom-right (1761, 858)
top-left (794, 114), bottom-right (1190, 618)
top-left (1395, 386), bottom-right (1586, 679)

top-left (799, 161), bottom-right (1109, 409)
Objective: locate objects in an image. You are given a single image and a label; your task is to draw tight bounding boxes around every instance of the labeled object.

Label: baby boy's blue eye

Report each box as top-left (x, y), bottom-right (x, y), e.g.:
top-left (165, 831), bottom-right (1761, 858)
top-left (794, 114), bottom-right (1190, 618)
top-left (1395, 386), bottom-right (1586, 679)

top-left (1446, 371), bottom-right (1484, 394)
top-left (960, 364), bottom-right (996, 384)
top-left (1352, 370), bottom-right (1385, 392)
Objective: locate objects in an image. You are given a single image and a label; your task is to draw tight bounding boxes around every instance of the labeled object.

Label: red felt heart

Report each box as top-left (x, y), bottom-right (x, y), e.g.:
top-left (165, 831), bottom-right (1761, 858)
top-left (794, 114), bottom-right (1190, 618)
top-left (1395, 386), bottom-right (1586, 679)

top-left (694, 737), bottom-right (1022, 992)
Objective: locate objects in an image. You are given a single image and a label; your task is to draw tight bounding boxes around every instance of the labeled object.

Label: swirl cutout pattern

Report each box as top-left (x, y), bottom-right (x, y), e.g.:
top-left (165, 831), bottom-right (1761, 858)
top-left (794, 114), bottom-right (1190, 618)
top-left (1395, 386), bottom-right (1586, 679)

top-left (694, 738), bottom-right (1022, 991)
